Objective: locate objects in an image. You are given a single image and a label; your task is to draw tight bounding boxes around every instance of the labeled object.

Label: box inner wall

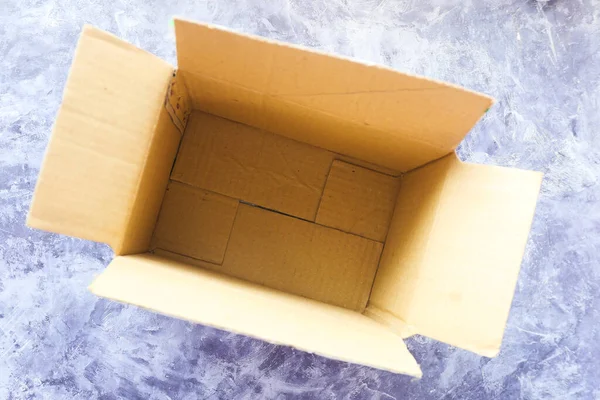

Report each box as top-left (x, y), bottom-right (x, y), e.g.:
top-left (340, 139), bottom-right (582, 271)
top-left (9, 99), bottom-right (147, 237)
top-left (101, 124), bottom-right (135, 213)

top-left (151, 110), bottom-right (402, 312)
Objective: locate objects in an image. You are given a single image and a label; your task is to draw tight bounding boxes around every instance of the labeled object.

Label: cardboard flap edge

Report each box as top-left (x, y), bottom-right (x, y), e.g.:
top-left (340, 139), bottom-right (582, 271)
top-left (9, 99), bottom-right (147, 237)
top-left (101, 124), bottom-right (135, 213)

top-left (28, 25), bottom-right (174, 248)
top-left (173, 19), bottom-right (494, 171)
top-left (90, 254), bottom-right (422, 377)
top-left (368, 153), bottom-right (543, 357)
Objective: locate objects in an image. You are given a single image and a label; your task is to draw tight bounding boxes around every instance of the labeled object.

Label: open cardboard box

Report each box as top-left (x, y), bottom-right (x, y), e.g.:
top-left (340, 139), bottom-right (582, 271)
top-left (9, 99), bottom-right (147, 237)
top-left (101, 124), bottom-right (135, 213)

top-left (27, 20), bottom-right (543, 377)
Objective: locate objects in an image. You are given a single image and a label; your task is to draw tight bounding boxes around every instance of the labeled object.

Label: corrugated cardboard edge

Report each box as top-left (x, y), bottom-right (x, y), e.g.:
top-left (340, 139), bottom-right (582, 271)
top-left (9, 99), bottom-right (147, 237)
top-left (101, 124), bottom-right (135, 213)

top-left (164, 70), bottom-right (192, 134)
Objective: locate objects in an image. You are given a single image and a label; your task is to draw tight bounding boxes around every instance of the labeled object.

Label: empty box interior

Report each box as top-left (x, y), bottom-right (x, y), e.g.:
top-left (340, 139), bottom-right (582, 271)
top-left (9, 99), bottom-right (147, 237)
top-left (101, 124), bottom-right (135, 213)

top-left (28, 20), bottom-right (543, 377)
top-left (151, 110), bottom-right (401, 312)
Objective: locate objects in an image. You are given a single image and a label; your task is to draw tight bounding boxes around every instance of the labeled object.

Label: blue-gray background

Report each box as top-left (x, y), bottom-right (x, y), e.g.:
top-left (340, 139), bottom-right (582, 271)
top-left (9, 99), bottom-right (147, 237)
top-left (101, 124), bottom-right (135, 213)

top-left (1, 1), bottom-right (599, 398)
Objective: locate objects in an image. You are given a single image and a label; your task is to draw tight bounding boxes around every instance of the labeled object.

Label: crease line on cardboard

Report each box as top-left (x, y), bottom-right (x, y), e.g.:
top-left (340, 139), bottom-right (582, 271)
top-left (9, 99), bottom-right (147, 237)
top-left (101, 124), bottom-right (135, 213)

top-left (152, 247), bottom-right (223, 268)
top-left (114, 77), bottom-right (175, 254)
top-left (216, 199), bottom-right (241, 266)
top-left (275, 86), bottom-right (447, 97)
top-left (258, 44), bottom-right (276, 129)
top-left (358, 237), bottom-right (386, 312)
top-left (173, 180), bottom-right (391, 242)
top-left (364, 305), bottom-right (418, 339)
top-left (163, 178), bottom-right (322, 227)
top-left (175, 18), bottom-right (495, 104)
top-left (238, 200), bottom-right (315, 224)
top-left (236, 199), bottom-right (385, 243)
top-left (402, 152), bottom-right (455, 175)
top-left (334, 156), bottom-right (402, 177)
top-left (270, 139), bottom-right (320, 194)
top-left (312, 159), bottom-right (335, 222)
top-left (183, 70), bottom-right (449, 150)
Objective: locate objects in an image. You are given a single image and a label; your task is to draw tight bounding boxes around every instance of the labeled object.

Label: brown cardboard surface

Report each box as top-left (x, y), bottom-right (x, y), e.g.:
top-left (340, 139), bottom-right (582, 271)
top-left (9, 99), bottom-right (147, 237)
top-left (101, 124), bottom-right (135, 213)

top-left (368, 154), bottom-right (543, 356)
top-left (27, 25), bottom-right (174, 250)
top-left (151, 181), bottom-right (239, 264)
top-left (118, 105), bottom-right (182, 255)
top-left (153, 248), bottom-right (222, 272)
top-left (88, 253), bottom-right (422, 377)
top-left (174, 19), bottom-right (493, 172)
top-left (27, 21), bottom-right (545, 377)
top-left (164, 71), bottom-right (192, 133)
top-left (316, 160), bottom-right (401, 242)
top-left (172, 111), bottom-right (333, 221)
top-left (222, 204), bottom-right (383, 311)
top-left (334, 155), bottom-right (401, 177)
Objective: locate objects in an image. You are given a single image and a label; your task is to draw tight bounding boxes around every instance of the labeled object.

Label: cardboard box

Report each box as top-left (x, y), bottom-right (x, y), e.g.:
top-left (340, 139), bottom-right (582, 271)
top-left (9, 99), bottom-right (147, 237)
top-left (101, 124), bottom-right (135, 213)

top-left (27, 20), bottom-right (543, 377)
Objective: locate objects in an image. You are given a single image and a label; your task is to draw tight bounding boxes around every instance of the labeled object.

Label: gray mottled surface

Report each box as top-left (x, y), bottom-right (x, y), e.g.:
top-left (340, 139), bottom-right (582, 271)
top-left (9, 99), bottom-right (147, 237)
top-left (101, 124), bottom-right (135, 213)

top-left (1, 0), bottom-right (600, 398)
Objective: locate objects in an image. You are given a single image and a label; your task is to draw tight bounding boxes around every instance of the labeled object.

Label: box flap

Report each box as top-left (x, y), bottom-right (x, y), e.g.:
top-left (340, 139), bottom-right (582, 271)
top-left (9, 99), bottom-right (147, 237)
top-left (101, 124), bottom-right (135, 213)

top-left (368, 154), bottom-right (543, 356)
top-left (174, 19), bottom-right (493, 172)
top-left (27, 26), bottom-right (174, 251)
top-left (89, 254), bottom-right (422, 377)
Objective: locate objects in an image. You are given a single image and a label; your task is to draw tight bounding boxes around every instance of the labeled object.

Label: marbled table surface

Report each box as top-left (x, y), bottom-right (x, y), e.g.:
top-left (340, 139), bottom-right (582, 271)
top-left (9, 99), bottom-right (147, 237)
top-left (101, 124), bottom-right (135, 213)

top-left (1, 0), bottom-right (599, 398)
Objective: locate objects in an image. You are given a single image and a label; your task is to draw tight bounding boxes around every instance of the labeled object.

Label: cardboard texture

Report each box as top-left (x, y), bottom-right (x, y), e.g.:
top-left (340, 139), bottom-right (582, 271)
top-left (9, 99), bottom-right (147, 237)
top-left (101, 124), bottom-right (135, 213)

top-left (153, 248), bottom-right (222, 272)
top-left (119, 104), bottom-right (182, 255)
top-left (89, 254), bottom-right (422, 376)
top-left (151, 181), bottom-right (239, 264)
top-left (221, 204), bottom-right (383, 311)
top-left (316, 160), bottom-right (401, 242)
top-left (333, 154), bottom-right (401, 177)
top-left (172, 111), bottom-right (333, 221)
top-left (367, 154), bottom-right (543, 356)
top-left (28, 21), bottom-right (544, 377)
top-left (27, 26), bottom-right (175, 252)
top-left (164, 71), bottom-right (192, 133)
top-left (174, 19), bottom-right (493, 172)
